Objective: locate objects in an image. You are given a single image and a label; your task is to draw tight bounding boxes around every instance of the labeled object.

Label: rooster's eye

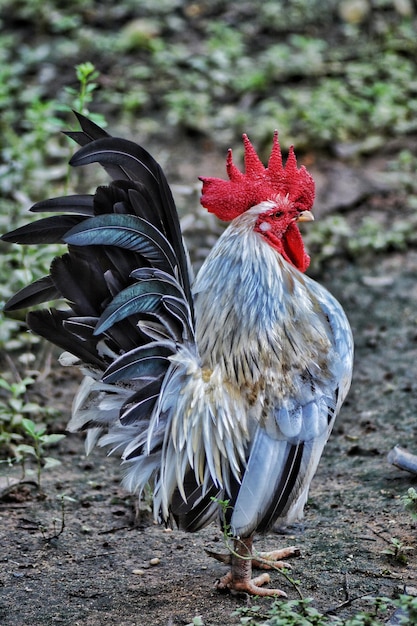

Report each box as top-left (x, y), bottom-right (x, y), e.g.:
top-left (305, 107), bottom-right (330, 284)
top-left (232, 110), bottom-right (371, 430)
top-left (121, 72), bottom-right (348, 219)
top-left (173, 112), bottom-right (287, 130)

top-left (273, 211), bottom-right (283, 219)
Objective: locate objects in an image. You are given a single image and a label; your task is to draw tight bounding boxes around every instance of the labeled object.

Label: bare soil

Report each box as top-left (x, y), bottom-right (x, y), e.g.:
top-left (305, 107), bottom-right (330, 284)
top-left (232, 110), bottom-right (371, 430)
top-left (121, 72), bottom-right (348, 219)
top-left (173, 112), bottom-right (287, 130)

top-left (1, 151), bottom-right (417, 625)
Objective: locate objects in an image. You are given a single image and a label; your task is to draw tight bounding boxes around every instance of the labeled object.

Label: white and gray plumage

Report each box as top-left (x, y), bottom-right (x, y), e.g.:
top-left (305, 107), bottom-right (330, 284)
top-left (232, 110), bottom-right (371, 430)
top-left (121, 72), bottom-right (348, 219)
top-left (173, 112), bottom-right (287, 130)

top-left (2, 114), bottom-right (353, 596)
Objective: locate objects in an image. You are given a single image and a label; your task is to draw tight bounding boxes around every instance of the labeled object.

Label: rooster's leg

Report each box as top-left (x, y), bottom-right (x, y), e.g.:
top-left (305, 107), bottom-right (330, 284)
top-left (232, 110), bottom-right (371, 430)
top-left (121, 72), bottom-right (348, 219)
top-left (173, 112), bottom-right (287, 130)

top-left (214, 537), bottom-right (295, 597)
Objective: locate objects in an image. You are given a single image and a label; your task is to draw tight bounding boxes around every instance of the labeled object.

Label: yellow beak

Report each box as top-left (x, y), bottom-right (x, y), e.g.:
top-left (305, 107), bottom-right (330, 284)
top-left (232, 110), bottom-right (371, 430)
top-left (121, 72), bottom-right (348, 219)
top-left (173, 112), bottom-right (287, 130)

top-left (296, 210), bottom-right (314, 222)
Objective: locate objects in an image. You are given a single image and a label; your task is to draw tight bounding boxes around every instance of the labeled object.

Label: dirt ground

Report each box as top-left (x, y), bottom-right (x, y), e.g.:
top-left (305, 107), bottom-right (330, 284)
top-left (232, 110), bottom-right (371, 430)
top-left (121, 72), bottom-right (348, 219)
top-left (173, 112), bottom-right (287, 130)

top-left (1, 146), bottom-right (417, 625)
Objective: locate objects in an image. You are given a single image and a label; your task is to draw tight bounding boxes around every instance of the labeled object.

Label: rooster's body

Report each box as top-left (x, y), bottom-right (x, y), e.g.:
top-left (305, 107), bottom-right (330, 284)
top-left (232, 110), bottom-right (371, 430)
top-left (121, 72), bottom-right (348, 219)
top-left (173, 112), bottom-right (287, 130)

top-left (2, 115), bottom-right (353, 596)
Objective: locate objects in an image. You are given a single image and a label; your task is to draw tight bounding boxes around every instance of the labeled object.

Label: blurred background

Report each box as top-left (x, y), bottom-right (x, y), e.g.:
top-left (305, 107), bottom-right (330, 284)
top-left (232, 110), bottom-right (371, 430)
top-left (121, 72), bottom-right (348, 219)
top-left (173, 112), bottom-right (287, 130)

top-left (1, 0), bottom-right (417, 447)
top-left (1, 0), bottom-right (417, 443)
top-left (1, 0), bottom-right (417, 286)
top-left (1, 4), bottom-right (417, 624)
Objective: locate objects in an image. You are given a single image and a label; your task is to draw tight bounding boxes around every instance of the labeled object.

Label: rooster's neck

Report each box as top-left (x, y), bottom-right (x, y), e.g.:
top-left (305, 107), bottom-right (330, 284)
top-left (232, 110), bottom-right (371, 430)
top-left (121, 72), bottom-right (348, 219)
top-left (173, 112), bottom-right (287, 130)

top-left (192, 218), bottom-right (328, 396)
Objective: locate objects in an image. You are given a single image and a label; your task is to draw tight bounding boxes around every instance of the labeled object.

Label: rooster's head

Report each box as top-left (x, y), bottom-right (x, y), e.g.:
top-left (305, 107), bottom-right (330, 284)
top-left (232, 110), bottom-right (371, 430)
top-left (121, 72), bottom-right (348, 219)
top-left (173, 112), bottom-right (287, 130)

top-left (199, 133), bottom-right (315, 272)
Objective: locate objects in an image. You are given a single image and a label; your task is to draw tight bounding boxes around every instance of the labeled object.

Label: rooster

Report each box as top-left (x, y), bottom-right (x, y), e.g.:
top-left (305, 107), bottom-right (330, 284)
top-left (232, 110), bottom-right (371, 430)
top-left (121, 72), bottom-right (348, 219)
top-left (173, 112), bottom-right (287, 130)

top-left (2, 114), bottom-right (353, 596)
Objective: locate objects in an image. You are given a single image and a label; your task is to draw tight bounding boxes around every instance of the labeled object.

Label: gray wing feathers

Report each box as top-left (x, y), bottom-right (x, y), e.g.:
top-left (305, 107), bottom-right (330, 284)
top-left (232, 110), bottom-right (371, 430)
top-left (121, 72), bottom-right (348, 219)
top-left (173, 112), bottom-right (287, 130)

top-left (230, 398), bottom-right (330, 537)
top-left (231, 280), bottom-right (353, 537)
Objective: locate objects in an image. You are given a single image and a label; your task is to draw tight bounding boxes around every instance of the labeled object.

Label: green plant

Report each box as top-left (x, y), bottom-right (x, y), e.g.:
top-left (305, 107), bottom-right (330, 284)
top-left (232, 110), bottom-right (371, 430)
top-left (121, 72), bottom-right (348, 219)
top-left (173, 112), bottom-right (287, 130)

top-left (0, 375), bottom-right (62, 485)
top-left (388, 150), bottom-right (417, 194)
top-left (212, 496), bottom-right (233, 538)
top-left (303, 208), bottom-right (417, 273)
top-left (45, 493), bottom-right (77, 539)
top-left (0, 62), bottom-right (107, 350)
top-left (233, 594), bottom-right (417, 626)
top-left (185, 617), bottom-right (204, 626)
top-left (234, 598), bottom-right (321, 626)
top-left (15, 417), bottom-right (65, 488)
top-left (402, 487), bottom-right (417, 520)
top-left (395, 594), bottom-right (417, 625)
top-left (381, 537), bottom-right (413, 565)
top-left (63, 62), bottom-right (107, 126)
top-left (0, 376), bottom-right (39, 447)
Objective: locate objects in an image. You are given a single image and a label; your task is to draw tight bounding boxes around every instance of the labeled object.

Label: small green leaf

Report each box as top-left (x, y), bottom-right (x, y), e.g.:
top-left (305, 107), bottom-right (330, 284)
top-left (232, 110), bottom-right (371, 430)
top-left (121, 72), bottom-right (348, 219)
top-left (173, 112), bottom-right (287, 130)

top-left (43, 457), bottom-right (62, 470)
top-left (39, 433), bottom-right (65, 446)
top-left (22, 418), bottom-right (45, 438)
top-left (57, 494), bottom-right (77, 503)
top-left (0, 379), bottom-right (12, 392)
top-left (15, 443), bottom-right (37, 457)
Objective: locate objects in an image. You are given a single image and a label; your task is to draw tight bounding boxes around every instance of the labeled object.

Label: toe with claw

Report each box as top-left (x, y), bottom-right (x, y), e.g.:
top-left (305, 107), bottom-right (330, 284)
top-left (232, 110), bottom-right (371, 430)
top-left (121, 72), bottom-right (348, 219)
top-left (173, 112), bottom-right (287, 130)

top-left (208, 536), bottom-right (300, 597)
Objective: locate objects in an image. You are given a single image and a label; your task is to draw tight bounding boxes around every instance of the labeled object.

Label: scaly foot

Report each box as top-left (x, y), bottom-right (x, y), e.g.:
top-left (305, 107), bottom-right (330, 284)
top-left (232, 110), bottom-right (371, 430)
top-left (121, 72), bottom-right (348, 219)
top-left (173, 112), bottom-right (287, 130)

top-left (252, 546), bottom-right (300, 570)
top-left (209, 537), bottom-right (300, 597)
top-left (215, 570), bottom-right (287, 597)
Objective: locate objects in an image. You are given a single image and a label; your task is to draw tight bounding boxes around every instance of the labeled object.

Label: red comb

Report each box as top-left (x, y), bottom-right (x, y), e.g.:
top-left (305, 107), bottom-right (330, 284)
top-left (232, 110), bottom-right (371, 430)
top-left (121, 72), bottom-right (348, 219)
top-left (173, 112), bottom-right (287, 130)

top-left (199, 132), bottom-right (315, 221)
